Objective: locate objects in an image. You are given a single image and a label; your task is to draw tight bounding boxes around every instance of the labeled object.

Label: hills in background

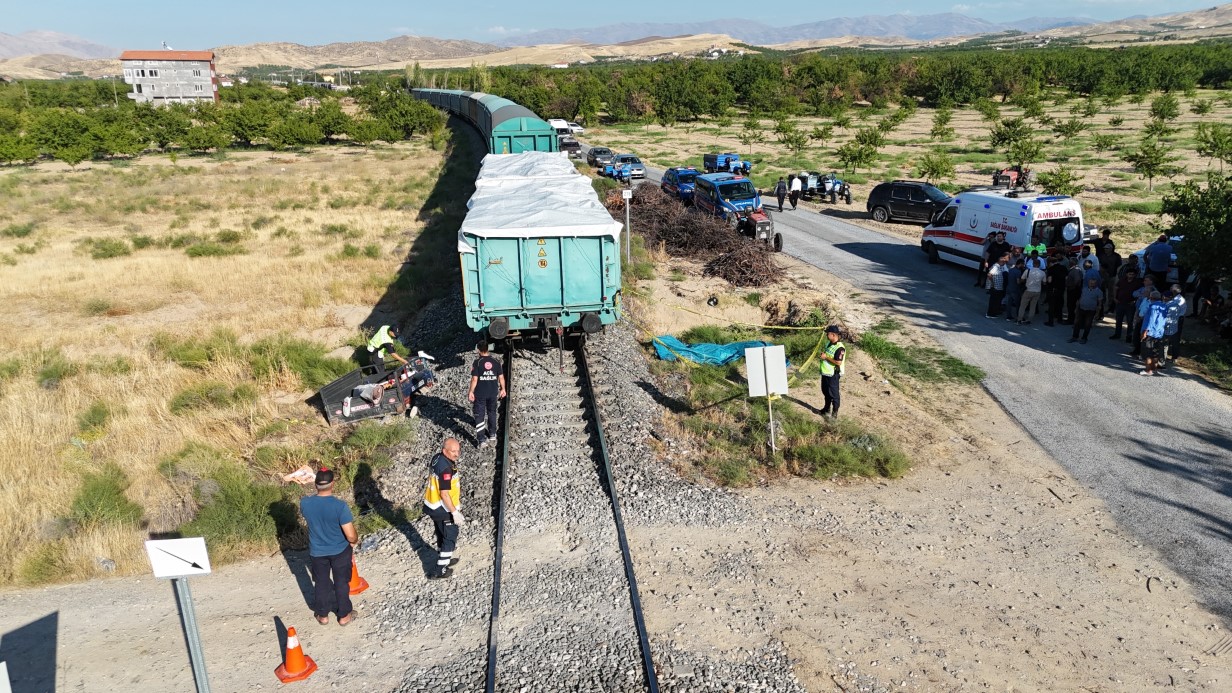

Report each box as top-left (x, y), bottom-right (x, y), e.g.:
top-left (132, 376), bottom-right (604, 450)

top-left (494, 14), bottom-right (1094, 47)
top-left (0, 30), bottom-right (115, 60)
top-left (2, 4), bottom-right (1231, 80)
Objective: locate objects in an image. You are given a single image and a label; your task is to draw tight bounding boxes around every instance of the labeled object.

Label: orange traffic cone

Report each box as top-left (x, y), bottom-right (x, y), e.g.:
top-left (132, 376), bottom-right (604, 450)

top-left (348, 557), bottom-right (369, 595)
top-left (275, 626), bottom-right (318, 683)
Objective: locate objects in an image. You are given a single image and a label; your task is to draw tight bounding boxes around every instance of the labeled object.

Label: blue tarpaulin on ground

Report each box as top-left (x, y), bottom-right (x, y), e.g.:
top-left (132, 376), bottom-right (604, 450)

top-left (652, 336), bottom-right (773, 365)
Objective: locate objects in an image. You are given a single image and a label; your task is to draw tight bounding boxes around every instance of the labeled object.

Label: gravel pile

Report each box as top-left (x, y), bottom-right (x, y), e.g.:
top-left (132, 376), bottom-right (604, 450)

top-left (350, 297), bottom-right (807, 691)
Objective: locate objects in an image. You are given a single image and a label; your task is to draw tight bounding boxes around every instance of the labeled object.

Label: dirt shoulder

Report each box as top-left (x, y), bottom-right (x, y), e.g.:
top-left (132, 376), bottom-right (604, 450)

top-left (626, 255), bottom-right (1231, 690)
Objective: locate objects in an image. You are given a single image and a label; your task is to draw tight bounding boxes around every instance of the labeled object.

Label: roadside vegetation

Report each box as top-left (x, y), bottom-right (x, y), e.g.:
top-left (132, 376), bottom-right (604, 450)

top-left (651, 311), bottom-right (983, 486)
top-left (0, 127), bottom-right (476, 586)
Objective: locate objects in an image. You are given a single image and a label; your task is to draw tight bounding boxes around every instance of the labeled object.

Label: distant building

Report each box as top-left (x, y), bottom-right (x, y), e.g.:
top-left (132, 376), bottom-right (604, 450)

top-left (119, 50), bottom-right (219, 105)
top-left (551, 63), bottom-right (570, 69)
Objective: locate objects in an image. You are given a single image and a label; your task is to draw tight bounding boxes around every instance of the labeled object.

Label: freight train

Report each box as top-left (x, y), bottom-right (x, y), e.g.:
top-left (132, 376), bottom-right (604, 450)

top-left (414, 89), bottom-right (622, 342)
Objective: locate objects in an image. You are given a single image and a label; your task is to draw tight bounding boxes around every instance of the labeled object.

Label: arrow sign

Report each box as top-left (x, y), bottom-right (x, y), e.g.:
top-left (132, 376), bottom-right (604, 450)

top-left (145, 538), bottom-right (212, 579)
top-left (156, 547), bottom-right (204, 570)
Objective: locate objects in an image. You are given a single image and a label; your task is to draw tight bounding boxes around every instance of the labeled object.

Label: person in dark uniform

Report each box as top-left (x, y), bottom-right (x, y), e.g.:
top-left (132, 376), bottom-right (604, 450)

top-left (422, 438), bottom-right (464, 580)
top-left (467, 341), bottom-right (506, 449)
top-left (819, 325), bottom-right (846, 419)
top-left (366, 324), bottom-right (407, 380)
top-left (773, 177), bottom-right (788, 212)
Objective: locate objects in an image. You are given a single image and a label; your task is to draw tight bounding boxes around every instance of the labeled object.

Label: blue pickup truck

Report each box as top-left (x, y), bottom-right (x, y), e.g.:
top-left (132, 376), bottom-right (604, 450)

top-left (660, 167), bottom-right (698, 204)
top-left (703, 152), bottom-right (751, 175)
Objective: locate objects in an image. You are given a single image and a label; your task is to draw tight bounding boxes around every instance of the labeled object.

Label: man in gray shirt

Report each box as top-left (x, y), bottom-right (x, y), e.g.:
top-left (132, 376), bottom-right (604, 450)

top-left (1068, 277), bottom-right (1104, 344)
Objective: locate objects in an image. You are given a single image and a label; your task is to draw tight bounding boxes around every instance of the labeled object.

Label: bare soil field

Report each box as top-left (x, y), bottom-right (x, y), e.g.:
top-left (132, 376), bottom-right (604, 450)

top-left (0, 140), bottom-right (452, 585)
top-left (587, 89), bottom-right (1232, 253)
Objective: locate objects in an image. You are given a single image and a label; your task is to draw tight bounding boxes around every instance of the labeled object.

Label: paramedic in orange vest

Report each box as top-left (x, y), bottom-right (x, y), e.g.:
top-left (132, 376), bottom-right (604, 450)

top-left (422, 438), bottom-right (464, 580)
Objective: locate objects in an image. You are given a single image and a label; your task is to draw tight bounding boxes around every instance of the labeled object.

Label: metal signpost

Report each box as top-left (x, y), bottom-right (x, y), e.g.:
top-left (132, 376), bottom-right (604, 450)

top-left (745, 345), bottom-right (789, 453)
top-left (145, 538), bottom-right (213, 693)
top-left (623, 187), bottom-right (633, 263)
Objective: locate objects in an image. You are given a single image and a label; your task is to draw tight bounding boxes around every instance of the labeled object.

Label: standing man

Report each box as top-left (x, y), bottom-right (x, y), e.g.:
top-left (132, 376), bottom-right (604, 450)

top-left (1093, 227), bottom-right (1116, 257)
top-left (300, 469), bottom-right (358, 626)
top-left (1068, 277), bottom-right (1104, 344)
top-left (788, 174), bottom-right (802, 210)
top-left (1140, 292), bottom-right (1168, 376)
top-left (366, 324), bottom-right (407, 380)
top-left (468, 341), bottom-right (506, 449)
top-left (1044, 253), bottom-right (1068, 327)
top-left (983, 232), bottom-right (1012, 289)
top-left (1064, 258), bottom-right (1083, 324)
top-left (986, 254), bottom-right (1009, 319)
top-left (1110, 267), bottom-right (1142, 340)
top-left (1143, 234), bottom-right (1174, 289)
top-left (1162, 285), bottom-right (1187, 364)
top-left (1017, 260), bottom-right (1045, 325)
top-left (1005, 258), bottom-right (1025, 323)
top-left (819, 325), bottom-right (845, 419)
top-left (423, 438), bottom-right (464, 580)
top-left (773, 177), bottom-right (788, 212)
top-left (975, 232), bottom-right (996, 287)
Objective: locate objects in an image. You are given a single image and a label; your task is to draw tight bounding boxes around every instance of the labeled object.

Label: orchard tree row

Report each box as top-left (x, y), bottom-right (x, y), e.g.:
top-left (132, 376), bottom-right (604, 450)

top-left (419, 42), bottom-right (1232, 124)
top-left (0, 81), bottom-right (444, 166)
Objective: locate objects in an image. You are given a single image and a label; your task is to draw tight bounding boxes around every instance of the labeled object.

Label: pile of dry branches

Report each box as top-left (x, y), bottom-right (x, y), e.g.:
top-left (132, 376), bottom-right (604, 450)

top-left (606, 185), bottom-right (783, 286)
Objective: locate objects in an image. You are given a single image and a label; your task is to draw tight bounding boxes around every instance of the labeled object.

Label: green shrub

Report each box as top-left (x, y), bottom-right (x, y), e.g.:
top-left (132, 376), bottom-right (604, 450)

top-left (343, 420), bottom-right (414, 454)
top-left (1108, 200), bottom-right (1163, 214)
top-left (0, 357), bottom-right (21, 381)
top-left (185, 241), bottom-right (245, 257)
top-left (744, 292), bottom-right (762, 306)
top-left (88, 238), bottom-right (132, 259)
top-left (152, 329), bottom-right (242, 369)
top-left (88, 356), bottom-right (133, 376)
top-left (179, 465), bottom-right (297, 552)
top-left (131, 235), bottom-right (155, 249)
top-left (592, 176), bottom-right (620, 198)
top-left (248, 335), bottom-right (353, 388)
top-left (320, 222), bottom-right (352, 236)
top-left (37, 349), bottom-right (78, 387)
top-left (250, 215), bottom-right (276, 230)
top-left (83, 298), bottom-right (113, 316)
top-left (1, 221), bottom-right (36, 238)
top-left (169, 381), bottom-right (257, 414)
top-left (76, 400), bottom-right (111, 434)
top-left (70, 463), bottom-right (144, 527)
top-left (215, 229), bottom-right (244, 244)
top-left (859, 332), bottom-right (985, 384)
top-left (338, 243), bottom-right (362, 258)
top-left (363, 244), bottom-right (381, 258)
top-left (18, 541), bottom-right (70, 585)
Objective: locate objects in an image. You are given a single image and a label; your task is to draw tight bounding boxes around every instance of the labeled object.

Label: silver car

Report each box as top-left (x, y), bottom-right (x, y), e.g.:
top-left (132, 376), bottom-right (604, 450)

top-left (612, 154), bottom-right (646, 179)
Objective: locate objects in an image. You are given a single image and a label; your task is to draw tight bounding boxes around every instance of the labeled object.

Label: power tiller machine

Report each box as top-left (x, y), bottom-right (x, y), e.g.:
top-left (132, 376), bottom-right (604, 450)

top-left (319, 353), bottom-right (437, 425)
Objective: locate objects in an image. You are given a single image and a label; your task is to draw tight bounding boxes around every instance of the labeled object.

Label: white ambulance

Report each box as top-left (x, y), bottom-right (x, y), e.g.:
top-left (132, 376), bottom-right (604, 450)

top-left (920, 189), bottom-right (1085, 268)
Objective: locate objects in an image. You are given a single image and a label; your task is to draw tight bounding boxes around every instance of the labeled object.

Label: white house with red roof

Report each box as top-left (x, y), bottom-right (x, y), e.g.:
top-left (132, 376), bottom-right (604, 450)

top-left (119, 50), bottom-right (218, 104)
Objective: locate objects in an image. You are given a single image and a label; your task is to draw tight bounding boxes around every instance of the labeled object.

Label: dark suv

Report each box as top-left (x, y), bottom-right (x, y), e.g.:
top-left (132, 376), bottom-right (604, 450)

top-left (586, 146), bottom-right (614, 167)
top-left (866, 181), bottom-right (951, 224)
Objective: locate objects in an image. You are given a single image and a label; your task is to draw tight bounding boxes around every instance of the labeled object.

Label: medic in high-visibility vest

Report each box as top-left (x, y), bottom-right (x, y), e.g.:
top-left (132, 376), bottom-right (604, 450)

top-left (422, 438), bottom-right (464, 580)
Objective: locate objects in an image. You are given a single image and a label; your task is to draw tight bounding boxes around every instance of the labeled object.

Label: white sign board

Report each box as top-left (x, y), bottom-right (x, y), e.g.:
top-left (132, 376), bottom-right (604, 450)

top-left (622, 188), bottom-right (633, 200)
top-left (0, 661), bottom-right (11, 693)
top-left (145, 538), bottom-right (212, 579)
top-left (745, 345), bottom-right (788, 397)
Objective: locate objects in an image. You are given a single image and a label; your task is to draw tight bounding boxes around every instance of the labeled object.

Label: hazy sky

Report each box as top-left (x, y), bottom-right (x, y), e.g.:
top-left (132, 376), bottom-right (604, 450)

top-left (6, 0), bottom-right (1220, 47)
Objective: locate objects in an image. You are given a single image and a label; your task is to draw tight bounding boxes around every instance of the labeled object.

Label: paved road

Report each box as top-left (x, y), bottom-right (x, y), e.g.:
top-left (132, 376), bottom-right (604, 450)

top-left (605, 152), bottom-right (1232, 621)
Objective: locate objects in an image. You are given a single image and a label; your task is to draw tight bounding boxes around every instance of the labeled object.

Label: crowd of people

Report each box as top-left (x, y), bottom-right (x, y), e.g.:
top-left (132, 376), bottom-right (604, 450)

top-left (978, 231), bottom-right (1198, 375)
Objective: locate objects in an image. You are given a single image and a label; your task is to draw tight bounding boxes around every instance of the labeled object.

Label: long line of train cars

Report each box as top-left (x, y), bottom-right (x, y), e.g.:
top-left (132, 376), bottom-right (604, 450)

top-left (412, 88), bottom-right (558, 155)
top-left (411, 88), bottom-right (621, 343)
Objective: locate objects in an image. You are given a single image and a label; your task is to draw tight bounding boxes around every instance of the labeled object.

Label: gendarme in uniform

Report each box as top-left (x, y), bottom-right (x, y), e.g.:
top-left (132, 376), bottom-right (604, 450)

top-left (819, 325), bottom-right (846, 419)
top-left (422, 439), bottom-right (463, 579)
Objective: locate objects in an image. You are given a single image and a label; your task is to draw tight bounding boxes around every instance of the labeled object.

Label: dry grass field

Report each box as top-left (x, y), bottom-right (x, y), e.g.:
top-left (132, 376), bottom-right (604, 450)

top-left (0, 138), bottom-right (461, 586)
top-left (588, 89), bottom-right (1232, 252)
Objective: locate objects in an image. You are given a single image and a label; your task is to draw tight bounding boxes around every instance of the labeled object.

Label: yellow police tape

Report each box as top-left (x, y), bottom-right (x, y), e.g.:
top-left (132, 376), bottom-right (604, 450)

top-left (619, 290), bottom-right (832, 386)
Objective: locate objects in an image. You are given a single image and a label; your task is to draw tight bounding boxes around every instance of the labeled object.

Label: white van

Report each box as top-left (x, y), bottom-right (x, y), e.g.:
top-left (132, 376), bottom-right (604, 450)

top-left (921, 189), bottom-right (1085, 268)
top-left (547, 118), bottom-right (572, 136)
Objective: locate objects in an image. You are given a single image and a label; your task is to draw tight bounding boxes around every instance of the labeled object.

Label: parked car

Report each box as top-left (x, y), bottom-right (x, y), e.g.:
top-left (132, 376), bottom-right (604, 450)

top-left (567, 122), bottom-right (585, 135)
top-left (660, 166), bottom-right (698, 204)
top-left (559, 135), bottom-right (582, 159)
top-left (587, 146), bottom-right (614, 167)
top-left (609, 154), bottom-right (645, 179)
top-left (1131, 236), bottom-right (1187, 286)
top-left (798, 171), bottom-right (852, 204)
top-left (867, 180), bottom-right (952, 224)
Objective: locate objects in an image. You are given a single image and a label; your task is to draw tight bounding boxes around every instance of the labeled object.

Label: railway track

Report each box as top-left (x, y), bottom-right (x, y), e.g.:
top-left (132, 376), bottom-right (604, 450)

top-left (485, 341), bottom-right (659, 692)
